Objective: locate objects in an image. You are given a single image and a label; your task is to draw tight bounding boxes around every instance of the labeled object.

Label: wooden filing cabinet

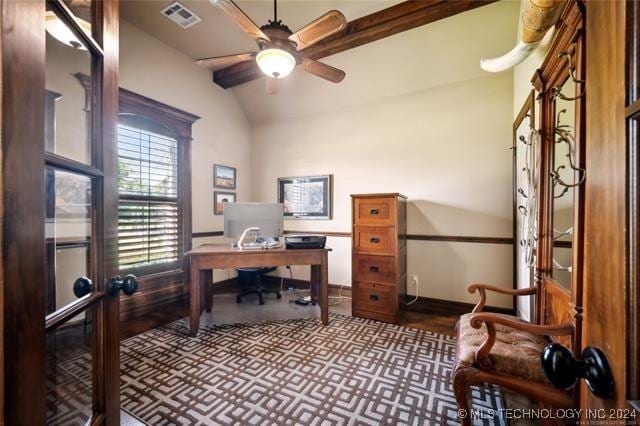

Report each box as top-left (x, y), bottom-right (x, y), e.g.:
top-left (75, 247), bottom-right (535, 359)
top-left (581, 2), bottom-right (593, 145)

top-left (351, 193), bottom-right (407, 324)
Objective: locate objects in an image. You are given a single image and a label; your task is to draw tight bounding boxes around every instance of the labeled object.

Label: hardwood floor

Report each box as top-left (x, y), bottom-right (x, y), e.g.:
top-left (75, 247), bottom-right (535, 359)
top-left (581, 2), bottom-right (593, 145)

top-left (120, 288), bottom-right (462, 340)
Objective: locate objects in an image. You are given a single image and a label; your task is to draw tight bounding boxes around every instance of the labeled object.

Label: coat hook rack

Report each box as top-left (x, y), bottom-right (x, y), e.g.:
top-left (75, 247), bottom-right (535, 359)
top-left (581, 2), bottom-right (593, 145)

top-left (551, 46), bottom-right (585, 101)
top-left (551, 110), bottom-right (586, 195)
top-left (553, 226), bottom-right (573, 240)
top-left (552, 258), bottom-right (572, 272)
top-left (520, 127), bottom-right (541, 269)
top-left (518, 187), bottom-right (528, 199)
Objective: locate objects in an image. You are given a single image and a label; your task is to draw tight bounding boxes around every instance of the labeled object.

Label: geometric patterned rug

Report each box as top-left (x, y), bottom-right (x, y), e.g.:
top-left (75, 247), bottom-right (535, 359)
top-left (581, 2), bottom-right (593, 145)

top-left (119, 313), bottom-right (505, 425)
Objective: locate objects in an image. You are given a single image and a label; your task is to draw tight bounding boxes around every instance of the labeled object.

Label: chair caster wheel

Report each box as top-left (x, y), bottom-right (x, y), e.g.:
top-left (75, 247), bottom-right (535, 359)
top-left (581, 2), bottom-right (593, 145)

top-left (236, 296), bottom-right (242, 304)
top-left (259, 295), bottom-right (265, 305)
top-left (276, 292), bottom-right (282, 299)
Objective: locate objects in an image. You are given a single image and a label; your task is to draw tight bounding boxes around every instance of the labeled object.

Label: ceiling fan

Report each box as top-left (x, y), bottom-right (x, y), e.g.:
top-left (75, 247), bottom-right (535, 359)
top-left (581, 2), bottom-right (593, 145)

top-left (197, 0), bottom-right (348, 92)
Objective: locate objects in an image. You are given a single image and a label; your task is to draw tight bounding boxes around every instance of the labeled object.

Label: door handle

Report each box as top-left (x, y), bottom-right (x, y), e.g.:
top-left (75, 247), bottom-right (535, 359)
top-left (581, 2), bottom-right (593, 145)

top-left (370, 208), bottom-right (379, 215)
top-left (109, 274), bottom-right (138, 296)
top-left (369, 266), bottom-right (379, 273)
top-left (370, 237), bottom-right (380, 243)
top-left (73, 276), bottom-right (93, 298)
top-left (541, 343), bottom-right (614, 399)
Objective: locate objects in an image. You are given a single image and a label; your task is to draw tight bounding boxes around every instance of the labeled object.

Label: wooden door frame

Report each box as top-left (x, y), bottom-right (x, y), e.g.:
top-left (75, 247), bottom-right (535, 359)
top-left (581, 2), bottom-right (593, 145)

top-left (581, 0), bottom-right (628, 411)
top-left (626, 0), bottom-right (640, 410)
top-left (97, 0), bottom-right (121, 422)
top-left (0, 0), bottom-right (120, 423)
top-left (1, 0), bottom-right (47, 423)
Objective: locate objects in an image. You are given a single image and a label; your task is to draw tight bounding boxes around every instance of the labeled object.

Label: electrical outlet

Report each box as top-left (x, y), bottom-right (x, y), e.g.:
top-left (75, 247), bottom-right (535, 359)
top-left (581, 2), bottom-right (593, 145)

top-left (411, 275), bottom-right (419, 288)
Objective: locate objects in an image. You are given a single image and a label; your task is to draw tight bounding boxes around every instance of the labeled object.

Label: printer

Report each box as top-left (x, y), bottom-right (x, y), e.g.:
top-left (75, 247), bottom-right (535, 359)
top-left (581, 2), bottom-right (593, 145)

top-left (284, 234), bottom-right (327, 249)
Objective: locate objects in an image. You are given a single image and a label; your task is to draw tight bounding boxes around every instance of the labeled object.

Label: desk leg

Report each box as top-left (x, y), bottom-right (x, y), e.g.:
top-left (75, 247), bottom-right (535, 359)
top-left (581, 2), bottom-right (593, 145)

top-left (189, 262), bottom-right (201, 337)
top-left (310, 265), bottom-right (319, 305)
top-left (203, 270), bottom-right (213, 313)
top-left (320, 252), bottom-right (329, 325)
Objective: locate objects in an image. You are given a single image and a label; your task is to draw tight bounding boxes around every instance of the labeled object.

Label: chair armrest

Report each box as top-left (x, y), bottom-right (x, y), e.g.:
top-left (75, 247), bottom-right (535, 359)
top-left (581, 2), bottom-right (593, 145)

top-left (467, 283), bottom-right (537, 313)
top-left (468, 312), bottom-right (574, 368)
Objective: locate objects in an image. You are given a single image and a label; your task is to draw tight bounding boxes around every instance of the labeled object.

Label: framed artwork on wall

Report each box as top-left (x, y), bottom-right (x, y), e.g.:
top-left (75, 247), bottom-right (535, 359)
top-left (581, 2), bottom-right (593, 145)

top-left (277, 175), bottom-right (332, 220)
top-left (214, 191), bottom-right (236, 215)
top-left (213, 164), bottom-right (236, 189)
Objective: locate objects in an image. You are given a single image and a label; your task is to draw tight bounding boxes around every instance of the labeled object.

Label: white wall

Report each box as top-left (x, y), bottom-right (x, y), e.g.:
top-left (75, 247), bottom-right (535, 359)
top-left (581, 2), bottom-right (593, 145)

top-left (250, 72), bottom-right (515, 308)
top-left (119, 19), bottom-right (252, 282)
top-left (117, 4), bottom-right (522, 309)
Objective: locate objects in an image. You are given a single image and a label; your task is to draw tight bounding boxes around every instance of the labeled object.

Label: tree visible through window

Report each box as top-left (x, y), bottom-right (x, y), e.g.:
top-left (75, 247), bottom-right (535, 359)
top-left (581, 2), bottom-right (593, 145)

top-left (117, 113), bottom-right (181, 273)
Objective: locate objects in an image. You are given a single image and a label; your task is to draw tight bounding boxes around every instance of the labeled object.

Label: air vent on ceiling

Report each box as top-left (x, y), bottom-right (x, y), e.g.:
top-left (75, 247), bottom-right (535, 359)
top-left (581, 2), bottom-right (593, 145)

top-left (160, 2), bottom-right (201, 29)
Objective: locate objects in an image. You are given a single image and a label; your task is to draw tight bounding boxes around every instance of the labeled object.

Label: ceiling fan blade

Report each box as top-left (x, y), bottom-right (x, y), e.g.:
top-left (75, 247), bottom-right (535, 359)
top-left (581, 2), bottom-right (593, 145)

top-left (196, 53), bottom-right (255, 70)
top-left (265, 77), bottom-right (281, 95)
top-left (289, 10), bottom-right (347, 50)
top-left (209, 0), bottom-right (271, 43)
top-left (300, 58), bottom-right (345, 83)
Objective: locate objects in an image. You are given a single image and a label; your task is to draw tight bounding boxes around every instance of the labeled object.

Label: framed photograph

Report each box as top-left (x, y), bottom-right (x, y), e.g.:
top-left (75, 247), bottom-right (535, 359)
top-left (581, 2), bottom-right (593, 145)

top-left (277, 175), bottom-right (332, 220)
top-left (213, 164), bottom-right (236, 190)
top-left (214, 191), bottom-right (236, 215)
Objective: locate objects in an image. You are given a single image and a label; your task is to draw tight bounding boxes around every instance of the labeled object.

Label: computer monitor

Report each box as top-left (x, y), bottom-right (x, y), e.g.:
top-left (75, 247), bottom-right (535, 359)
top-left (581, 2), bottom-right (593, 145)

top-left (223, 202), bottom-right (284, 239)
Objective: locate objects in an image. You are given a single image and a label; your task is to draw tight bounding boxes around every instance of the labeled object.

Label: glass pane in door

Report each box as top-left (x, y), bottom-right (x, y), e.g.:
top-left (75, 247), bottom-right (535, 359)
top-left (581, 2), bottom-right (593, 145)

top-left (46, 309), bottom-right (94, 425)
top-left (45, 167), bottom-right (93, 315)
top-left (40, 1), bottom-right (121, 423)
top-left (45, 4), bottom-right (92, 164)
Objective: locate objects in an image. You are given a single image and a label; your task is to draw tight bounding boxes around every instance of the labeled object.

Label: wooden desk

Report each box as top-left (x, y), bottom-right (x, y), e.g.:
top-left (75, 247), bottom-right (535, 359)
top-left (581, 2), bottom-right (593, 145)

top-left (185, 244), bottom-right (332, 336)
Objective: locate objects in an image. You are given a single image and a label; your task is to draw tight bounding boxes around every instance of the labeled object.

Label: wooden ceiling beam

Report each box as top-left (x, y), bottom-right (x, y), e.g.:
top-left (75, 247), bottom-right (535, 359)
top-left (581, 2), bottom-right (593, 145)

top-left (213, 0), bottom-right (499, 89)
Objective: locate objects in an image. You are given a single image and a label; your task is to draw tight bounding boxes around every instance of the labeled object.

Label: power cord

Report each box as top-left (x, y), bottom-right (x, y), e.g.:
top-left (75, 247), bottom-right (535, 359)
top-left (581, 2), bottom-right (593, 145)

top-left (282, 266), bottom-right (351, 306)
top-left (405, 279), bottom-right (419, 306)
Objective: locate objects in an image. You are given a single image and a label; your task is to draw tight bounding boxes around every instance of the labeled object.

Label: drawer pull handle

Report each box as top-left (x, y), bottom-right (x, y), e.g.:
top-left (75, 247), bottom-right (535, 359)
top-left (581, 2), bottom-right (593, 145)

top-left (370, 208), bottom-right (379, 215)
top-left (370, 237), bottom-right (380, 243)
top-left (369, 294), bottom-right (379, 301)
top-left (369, 266), bottom-right (379, 273)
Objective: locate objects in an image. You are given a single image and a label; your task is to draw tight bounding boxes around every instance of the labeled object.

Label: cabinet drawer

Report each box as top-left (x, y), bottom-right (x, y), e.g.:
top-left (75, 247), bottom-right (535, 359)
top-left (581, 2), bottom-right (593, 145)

top-left (353, 226), bottom-right (396, 254)
top-left (352, 281), bottom-right (395, 315)
top-left (353, 254), bottom-right (396, 284)
top-left (354, 197), bottom-right (396, 226)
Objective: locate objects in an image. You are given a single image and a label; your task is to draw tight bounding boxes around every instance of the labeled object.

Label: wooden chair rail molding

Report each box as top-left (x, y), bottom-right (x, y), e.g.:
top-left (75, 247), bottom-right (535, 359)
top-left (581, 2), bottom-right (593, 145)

top-left (192, 230), bottom-right (513, 245)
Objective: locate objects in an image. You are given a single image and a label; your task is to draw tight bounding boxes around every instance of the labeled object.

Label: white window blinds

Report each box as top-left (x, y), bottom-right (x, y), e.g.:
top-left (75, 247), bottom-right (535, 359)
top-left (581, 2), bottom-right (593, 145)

top-left (117, 115), bottom-right (181, 273)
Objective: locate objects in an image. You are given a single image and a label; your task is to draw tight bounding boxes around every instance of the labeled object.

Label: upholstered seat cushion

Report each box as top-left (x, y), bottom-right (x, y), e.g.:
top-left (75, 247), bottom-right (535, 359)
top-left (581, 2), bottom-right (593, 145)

top-left (455, 313), bottom-right (550, 383)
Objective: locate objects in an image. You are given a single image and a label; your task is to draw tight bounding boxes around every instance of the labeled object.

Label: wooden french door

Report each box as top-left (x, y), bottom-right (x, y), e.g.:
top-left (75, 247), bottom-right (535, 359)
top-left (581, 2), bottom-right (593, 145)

top-left (1, 0), bottom-right (124, 424)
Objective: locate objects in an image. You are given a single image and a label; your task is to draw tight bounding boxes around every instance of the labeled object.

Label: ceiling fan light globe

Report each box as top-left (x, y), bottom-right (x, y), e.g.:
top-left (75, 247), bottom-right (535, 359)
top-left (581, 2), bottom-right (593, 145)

top-left (256, 48), bottom-right (296, 79)
top-left (45, 11), bottom-right (90, 50)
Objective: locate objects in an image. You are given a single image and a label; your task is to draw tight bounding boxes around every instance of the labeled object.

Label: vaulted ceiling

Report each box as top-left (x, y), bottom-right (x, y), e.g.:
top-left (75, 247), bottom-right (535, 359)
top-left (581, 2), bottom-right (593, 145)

top-left (121, 0), bottom-right (519, 124)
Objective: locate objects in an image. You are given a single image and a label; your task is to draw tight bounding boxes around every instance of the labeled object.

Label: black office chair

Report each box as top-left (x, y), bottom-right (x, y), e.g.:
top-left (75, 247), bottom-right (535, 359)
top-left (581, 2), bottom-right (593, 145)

top-left (236, 267), bottom-right (282, 305)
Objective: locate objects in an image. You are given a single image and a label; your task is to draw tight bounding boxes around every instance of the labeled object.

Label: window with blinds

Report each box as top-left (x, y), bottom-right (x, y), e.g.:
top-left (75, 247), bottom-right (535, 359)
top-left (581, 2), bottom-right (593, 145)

top-left (117, 114), bottom-right (181, 274)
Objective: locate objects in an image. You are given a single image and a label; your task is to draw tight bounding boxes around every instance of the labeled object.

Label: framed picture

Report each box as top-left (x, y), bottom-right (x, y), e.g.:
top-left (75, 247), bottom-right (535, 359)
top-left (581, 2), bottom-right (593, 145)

top-left (214, 191), bottom-right (236, 215)
top-left (277, 175), bottom-right (332, 220)
top-left (213, 164), bottom-right (236, 190)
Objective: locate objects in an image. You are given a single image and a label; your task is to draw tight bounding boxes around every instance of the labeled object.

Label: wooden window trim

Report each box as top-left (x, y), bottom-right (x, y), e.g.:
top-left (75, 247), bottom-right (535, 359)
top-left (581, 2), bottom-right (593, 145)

top-left (118, 89), bottom-right (199, 281)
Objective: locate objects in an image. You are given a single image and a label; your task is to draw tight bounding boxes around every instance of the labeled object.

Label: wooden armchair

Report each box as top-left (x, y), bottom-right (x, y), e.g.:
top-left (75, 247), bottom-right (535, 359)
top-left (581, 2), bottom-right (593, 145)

top-left (452, 283), bottom-right (574, 425)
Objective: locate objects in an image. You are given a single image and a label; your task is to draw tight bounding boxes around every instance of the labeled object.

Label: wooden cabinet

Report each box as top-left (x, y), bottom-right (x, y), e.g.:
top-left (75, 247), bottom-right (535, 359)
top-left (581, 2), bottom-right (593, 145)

top-left (532, 0), bottom-right (585, 350)
top-left (351, 193), bottom-right (406, 324)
